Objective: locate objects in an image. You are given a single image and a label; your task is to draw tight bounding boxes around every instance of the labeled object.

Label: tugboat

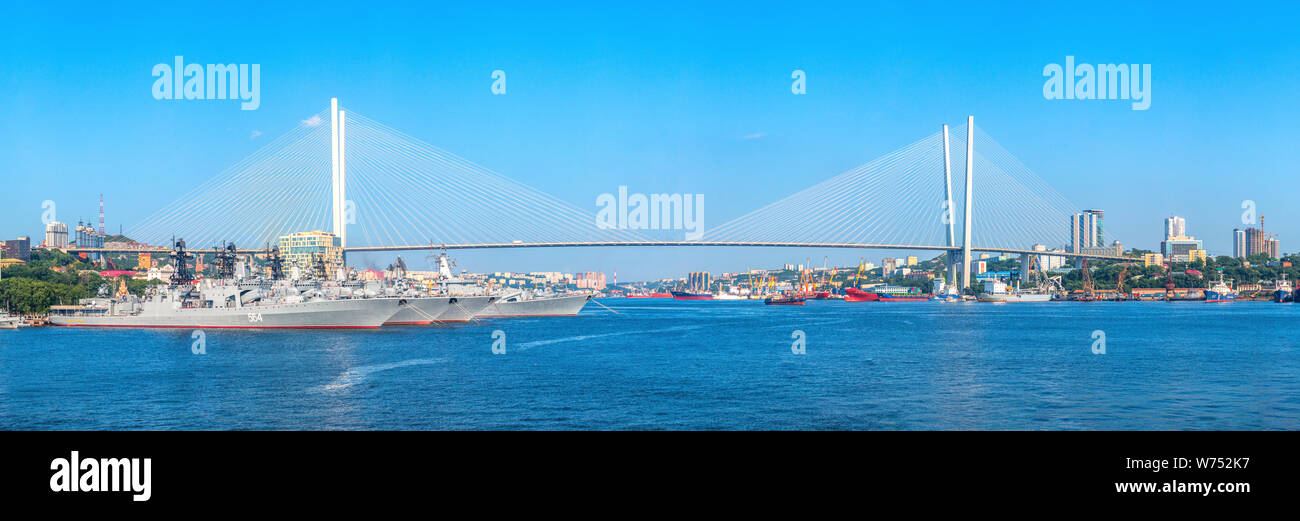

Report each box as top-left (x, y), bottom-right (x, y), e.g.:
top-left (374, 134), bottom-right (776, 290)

top-left (1274, 274), bottom-right (1293, 303)
top-left (1204, 273), bottom-right (1238, 303)
top-left (764, 292), bottom-right (806, 306)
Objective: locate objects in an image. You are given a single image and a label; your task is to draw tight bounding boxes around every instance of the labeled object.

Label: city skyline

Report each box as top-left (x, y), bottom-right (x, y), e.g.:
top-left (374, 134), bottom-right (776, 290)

top-left (3, 3), bottom-right (1299, 279)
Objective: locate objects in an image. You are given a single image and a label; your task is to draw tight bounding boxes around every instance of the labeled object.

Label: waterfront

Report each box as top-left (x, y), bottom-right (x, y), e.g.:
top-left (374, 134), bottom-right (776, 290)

top-left (1, 299), bottom-right (1298, 430)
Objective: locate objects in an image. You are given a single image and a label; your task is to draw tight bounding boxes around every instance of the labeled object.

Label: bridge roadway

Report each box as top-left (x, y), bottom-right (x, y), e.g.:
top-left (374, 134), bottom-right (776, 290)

top-left (60, 241), bottom-right (1131, 262)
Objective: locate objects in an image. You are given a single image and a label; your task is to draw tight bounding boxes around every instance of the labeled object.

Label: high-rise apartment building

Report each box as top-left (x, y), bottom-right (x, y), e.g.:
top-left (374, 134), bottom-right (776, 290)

top-left (1070, 209), bottom-right (1104, 253)
top-left (1245, 227), bottom-right (1266, 257)
top-left (1164, 215), bottom-right (1185, 240)
top-left (45, 221), bottom-right (69, 249)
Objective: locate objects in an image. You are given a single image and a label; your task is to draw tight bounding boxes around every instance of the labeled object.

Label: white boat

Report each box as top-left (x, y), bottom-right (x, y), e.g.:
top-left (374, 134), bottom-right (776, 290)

top-left (0, 312), bottom-right (19, 330)
top-left (978, 291), bottom-right (1052, 303)
top-left (978, 280), bottom-right (1052, 303)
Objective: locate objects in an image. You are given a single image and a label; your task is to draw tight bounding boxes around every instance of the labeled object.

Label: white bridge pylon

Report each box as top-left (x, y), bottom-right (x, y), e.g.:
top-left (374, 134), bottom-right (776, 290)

top-left (330, 97), bottom-right (347, 248)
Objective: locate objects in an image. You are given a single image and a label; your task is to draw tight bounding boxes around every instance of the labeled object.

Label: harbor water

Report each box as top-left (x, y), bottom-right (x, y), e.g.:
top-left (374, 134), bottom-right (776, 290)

top-left (1, 299), bottom-right (1297, 430)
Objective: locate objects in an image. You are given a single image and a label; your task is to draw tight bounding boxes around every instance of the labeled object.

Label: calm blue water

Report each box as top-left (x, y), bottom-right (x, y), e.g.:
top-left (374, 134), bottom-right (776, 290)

top-left (2, 299), bottom-right (1298, 430)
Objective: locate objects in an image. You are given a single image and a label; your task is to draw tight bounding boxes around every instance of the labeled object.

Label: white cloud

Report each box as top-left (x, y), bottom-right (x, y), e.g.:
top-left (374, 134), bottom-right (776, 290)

top-left (249, 130), bottom-right (263, 139)
top-left (744, 132), bottom-right (766, 140)
top-left (302, 115), bottom-right (324, 127)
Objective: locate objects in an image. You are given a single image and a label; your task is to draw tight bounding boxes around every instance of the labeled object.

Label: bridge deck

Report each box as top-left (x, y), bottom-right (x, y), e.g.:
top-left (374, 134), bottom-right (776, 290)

top-left (60, 241), bottom-right (1131, 261)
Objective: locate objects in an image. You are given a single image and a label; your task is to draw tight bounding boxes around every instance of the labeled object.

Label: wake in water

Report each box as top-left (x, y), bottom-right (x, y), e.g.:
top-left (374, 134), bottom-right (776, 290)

top-left (515, 325), bottom-right (703, 351)
top-left (319, 358), bottom-right (446, 391)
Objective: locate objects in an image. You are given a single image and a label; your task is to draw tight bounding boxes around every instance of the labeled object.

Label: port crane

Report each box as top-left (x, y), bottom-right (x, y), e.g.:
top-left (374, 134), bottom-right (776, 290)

top-left (1078, 258), bottom-right (1096, 301)
top-left (1163, 264), bottom-right (1177, 300)
top-left (851, 258), bottom-right (866, 290)
top-left (1115, 265), bottom-right (1129, 300)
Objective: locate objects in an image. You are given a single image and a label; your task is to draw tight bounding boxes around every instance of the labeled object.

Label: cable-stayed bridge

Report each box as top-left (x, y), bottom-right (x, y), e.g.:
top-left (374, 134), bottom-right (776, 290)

top-left (75, 100), bottom-right (1127, 287)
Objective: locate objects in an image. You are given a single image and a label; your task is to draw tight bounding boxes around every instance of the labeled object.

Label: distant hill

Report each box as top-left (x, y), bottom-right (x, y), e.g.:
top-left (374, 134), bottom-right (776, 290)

top-left (102, 235), bottom-right (138, 244)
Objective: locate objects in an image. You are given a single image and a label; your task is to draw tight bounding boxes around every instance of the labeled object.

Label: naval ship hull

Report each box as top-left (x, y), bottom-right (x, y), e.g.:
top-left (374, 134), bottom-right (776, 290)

top-left (50, 298), bottom-right (405, 329)
top-left (476, 294), bottom-right (591, 318)
top-left (384, 297), bottom-right (453, 325)
top-left (435, 296), bottom-right (496, 322)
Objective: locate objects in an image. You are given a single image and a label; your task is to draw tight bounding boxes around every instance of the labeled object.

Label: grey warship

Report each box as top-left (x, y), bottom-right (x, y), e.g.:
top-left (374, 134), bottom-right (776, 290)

top-left (49, 240), bottom-right (405, 329)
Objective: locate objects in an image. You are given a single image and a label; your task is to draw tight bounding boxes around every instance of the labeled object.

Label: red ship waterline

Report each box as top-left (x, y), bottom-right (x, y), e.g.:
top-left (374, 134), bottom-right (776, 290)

top-left (626, 292), bottom-right (672, 298)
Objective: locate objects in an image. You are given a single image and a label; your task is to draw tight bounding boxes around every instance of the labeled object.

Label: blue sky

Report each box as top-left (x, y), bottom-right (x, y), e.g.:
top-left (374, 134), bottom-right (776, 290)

top-left (2, 2), bottom-right (1298, 279)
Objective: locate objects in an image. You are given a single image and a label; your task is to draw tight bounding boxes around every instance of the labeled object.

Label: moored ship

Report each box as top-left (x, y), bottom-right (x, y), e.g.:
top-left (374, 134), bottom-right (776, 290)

top-left (625, 292), bottom-right (671, 298)
top-left (48, 239), bottom-right (407, 329)
top-left (764, 292), bottom-right (805, 305)
top-left (475, 291), bottom-right (588, 318)
top-left (978, 280), bottom-right (1051, 303)
top-left (845, 285), bottom-right (929, 301)
top-left (1204, 274), bottom-right (1238, 303)
top-left (844, 287), bottom-right (877, 302)
top-left (875, 286), bottom-right (931, 301)
top-left (384, 296), bottom-right (453, 325)
top-left (50, 292), bottom-right (406, 329)
top-left (1273, 274), bottom-right (1293, 303)
top-left (670, 290), bottom-right (713, 300)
